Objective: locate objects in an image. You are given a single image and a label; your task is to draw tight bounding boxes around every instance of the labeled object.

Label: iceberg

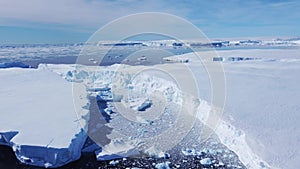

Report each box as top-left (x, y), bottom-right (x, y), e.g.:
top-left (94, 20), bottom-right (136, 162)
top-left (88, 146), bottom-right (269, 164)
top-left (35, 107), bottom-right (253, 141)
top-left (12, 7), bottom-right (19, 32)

top-left (0, 67), bottom-right (89, 168)
top-left (155, 161), bottom-right (171, 169)
top-left (200, 157), bottom-right (212, 166)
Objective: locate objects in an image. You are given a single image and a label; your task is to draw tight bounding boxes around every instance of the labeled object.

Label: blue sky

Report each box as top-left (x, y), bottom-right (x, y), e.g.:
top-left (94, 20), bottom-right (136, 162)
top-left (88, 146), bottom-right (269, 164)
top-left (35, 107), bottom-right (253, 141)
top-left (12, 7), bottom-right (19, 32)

top-left (0, 0), bottom-right (299, 44)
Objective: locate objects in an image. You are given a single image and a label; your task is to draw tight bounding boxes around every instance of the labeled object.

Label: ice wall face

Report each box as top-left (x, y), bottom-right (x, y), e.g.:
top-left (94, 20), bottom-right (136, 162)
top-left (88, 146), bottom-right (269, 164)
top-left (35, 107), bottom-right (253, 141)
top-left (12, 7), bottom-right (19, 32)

top-left (0, 68), bottom-right (89, 168)
top-left (44, 64), bottom-right (183, 107)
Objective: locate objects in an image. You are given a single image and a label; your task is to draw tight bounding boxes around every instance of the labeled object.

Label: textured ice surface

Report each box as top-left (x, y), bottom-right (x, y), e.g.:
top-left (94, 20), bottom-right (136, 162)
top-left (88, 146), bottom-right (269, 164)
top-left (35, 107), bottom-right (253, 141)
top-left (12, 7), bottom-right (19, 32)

top-left (0, 67), bottom-right (89, 168)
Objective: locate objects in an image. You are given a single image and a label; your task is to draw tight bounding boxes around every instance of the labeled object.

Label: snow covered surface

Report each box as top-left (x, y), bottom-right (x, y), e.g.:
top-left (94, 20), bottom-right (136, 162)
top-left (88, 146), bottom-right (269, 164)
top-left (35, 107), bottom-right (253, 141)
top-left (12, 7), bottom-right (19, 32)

top-left (165, 48), bottom-right (300, 63)
top-left (0, 67), bottom-right (89, 168)
top-left (169, 48), bottom-right (300, 169)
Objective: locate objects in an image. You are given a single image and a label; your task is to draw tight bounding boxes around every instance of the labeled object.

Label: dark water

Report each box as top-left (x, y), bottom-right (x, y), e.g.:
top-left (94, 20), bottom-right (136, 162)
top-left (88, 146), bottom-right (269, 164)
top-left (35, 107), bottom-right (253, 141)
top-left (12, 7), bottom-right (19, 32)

top-left (0, 46), bottom-right (193, 68)
top-left (21, 47), bottom-right (193, 68)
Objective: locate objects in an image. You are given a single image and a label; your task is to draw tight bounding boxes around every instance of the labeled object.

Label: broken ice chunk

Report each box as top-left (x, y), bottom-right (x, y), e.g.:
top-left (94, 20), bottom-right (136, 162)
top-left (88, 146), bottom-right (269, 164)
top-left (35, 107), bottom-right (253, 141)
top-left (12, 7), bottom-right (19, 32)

top-left (200, 157), bottom-right (212, 167)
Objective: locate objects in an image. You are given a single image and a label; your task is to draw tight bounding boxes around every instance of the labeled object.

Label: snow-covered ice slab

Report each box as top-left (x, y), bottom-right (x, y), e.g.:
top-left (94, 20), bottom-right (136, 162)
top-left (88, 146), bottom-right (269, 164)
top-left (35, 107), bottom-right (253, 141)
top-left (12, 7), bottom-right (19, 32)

top-left (0, 68), bottom-right (88, 168)
top-left (172, 48), bottom-right (300, 169)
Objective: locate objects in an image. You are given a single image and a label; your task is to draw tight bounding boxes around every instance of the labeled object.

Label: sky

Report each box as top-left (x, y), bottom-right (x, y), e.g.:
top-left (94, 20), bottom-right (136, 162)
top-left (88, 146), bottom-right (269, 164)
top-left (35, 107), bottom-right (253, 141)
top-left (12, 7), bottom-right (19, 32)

top-left (0, 0), bottom-right (299, 44)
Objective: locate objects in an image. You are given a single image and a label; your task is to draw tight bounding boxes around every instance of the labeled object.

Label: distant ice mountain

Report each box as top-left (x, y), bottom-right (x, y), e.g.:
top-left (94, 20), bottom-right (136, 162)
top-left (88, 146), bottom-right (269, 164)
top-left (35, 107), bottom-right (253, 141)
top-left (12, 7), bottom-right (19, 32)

top-left (95, 37), bottom-right (300, 48)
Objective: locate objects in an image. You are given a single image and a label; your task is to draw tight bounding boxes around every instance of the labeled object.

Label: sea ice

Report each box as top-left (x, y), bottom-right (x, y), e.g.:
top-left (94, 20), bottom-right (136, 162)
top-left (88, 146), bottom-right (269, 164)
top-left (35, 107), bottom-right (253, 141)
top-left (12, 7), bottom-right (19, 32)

top-left (155, 161), bottom-right (171, 169)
